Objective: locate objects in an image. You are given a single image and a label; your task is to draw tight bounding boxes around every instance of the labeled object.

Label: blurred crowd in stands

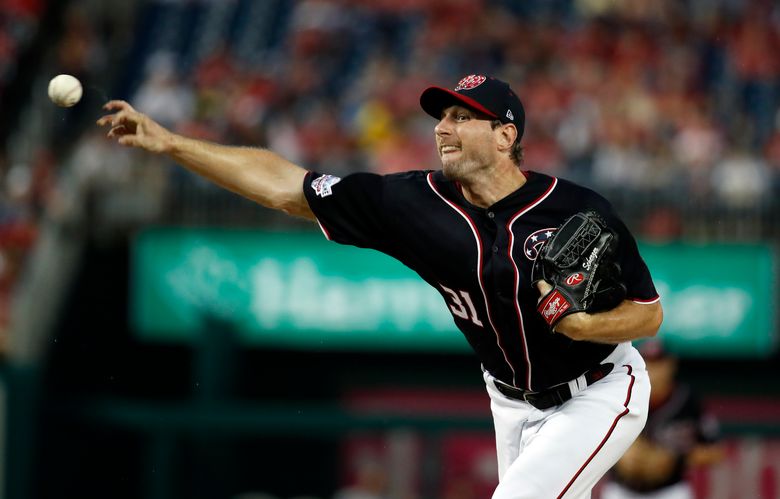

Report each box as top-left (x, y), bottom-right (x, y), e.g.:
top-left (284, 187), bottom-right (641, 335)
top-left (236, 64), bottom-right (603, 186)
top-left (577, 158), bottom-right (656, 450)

top-left (0, 0), bottom-right (47, 349)
top-left (0, 0), bottom-right (43, 103)
top-left (1, 0), bottom-right (780, 344)
top-left (124, 0), bottom-right (780, 208)
top-left (0, 0), bottom-right (118, 349)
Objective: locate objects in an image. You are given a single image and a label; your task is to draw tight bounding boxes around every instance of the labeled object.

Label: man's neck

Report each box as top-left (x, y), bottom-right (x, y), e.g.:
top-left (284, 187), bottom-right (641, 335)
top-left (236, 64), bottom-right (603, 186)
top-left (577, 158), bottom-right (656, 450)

top-left (460, 163), bottom-right (527, 208)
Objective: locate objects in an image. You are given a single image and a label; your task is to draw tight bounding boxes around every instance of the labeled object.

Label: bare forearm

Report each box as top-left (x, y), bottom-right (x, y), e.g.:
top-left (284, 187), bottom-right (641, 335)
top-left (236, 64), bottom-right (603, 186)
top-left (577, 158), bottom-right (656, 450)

top-left (166, 135), bottom-right (312, 218)
top-left (555, 300), bottom-right (663, 343)
top-left (98, 100), bottom-right (314, 219)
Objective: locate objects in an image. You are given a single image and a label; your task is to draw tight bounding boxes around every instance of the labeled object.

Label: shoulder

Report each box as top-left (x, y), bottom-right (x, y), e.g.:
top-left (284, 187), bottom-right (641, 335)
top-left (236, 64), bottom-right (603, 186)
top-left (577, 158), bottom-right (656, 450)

top-left (335, 169), bottom-right (434, 186)
top-left (384, 169), bottom-right (435, 185)
top-left (549, 174), bottom-right (614, 211)
top-left (308, 169), bottom-right (432, 194)
top-left (324, 170), bottom-right (437, 208)
top-left (526, 171), bottom-right (616, 217)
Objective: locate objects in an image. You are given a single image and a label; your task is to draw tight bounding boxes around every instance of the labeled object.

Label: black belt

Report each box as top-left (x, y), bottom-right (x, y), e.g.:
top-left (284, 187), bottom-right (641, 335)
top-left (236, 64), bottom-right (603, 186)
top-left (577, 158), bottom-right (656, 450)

top-left (493, 363), bottom-right (614, 410)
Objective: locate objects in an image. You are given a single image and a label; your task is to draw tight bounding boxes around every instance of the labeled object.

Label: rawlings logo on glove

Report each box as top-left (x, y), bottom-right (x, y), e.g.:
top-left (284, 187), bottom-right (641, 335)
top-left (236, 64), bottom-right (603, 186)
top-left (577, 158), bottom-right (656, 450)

top-left (531, 211), bottom-right (627, 328)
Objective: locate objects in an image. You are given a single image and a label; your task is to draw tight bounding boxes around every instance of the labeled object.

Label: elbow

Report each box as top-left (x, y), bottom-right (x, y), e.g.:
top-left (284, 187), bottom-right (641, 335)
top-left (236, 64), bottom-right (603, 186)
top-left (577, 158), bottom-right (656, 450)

top-left (268, 188), bottom-right (313, 219)
top-left (278, 195), bottom-right (315, 220)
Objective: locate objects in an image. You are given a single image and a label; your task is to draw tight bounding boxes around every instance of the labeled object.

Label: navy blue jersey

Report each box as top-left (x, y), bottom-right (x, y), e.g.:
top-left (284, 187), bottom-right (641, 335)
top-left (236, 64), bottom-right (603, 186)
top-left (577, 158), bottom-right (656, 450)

top-left (304, 169), bottom-right (659, 390)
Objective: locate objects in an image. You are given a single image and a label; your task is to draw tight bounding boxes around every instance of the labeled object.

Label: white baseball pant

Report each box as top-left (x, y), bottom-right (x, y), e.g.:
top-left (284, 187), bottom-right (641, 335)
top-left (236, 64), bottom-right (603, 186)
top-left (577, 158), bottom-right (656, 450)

top-left (600, 482), bottom-right (693, 499)
top-left (484, 342), bottom-right (651, 499)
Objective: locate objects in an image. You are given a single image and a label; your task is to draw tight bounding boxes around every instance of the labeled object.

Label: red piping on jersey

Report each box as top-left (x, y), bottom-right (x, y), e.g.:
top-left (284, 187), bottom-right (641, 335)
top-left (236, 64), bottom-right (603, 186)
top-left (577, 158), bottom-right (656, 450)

top-left (506, 176), bottom-right (558, 389)
top-left (557, 364), bottom-right (636, 498)
top-left (304, 171), bottom-right (334, 241)
top-left (426, 172), bottom-right (516, 382)
top-left (315, 219), bottom-right (333, 241)
top-left (630, 296), bottom-right (660, 304)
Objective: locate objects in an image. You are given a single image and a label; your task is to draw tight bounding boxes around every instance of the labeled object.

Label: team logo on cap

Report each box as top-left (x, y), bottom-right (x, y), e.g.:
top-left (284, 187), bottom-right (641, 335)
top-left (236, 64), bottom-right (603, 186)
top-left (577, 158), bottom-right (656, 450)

top-left (455, 75), bottom-right (487, 91)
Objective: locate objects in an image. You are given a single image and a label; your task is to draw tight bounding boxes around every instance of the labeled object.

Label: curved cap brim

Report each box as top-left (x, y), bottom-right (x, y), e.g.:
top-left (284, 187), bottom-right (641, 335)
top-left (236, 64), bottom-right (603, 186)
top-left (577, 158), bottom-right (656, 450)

top-left (419, 86), bottom-right (500, 120)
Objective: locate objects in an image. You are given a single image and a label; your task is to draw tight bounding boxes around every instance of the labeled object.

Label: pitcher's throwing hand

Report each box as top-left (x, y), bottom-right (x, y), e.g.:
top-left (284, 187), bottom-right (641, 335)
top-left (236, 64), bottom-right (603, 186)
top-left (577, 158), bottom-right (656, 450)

top-left (97, 100), bottom-right (173, 153)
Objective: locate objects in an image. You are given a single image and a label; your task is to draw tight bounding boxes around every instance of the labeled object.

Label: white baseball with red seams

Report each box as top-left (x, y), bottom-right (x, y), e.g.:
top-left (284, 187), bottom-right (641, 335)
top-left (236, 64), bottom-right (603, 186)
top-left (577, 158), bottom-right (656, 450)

top-left (48, 74), bottom-right (83, 107)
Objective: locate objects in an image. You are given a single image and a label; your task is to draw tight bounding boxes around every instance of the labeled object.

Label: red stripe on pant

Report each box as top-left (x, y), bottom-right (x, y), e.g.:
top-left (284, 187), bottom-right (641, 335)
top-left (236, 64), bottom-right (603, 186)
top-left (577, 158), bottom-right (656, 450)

top-left (556, 364), bottom-right (636, 498)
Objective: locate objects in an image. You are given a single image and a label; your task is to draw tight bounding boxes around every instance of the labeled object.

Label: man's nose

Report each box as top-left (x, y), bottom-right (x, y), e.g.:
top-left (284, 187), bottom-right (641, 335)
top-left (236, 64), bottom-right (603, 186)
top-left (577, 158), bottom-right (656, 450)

top-left (435, 118), bottom-right (452, 137)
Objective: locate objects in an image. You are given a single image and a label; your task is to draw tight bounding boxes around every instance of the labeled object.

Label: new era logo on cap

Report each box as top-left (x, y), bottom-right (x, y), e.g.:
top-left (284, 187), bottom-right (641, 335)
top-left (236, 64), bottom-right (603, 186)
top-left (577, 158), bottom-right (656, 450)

top-left (419, 74), bottom-right (526, 139)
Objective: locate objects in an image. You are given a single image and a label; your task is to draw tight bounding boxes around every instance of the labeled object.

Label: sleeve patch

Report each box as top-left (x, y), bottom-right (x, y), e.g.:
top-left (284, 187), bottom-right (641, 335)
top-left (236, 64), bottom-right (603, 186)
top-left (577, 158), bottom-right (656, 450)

top-left (310, 174), bottom-right (342, 198)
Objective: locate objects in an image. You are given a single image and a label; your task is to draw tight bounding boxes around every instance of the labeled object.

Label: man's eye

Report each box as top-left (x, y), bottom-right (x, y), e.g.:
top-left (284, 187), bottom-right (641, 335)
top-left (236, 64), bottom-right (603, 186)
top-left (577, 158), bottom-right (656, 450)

top-left (457, 114), bottom-right (469, 121)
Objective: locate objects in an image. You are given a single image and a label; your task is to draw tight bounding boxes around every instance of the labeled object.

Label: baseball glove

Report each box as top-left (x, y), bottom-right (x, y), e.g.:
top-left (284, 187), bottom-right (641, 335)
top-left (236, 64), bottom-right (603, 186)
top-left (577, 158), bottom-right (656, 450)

top-left (532, 210), bottom-right (626, 327)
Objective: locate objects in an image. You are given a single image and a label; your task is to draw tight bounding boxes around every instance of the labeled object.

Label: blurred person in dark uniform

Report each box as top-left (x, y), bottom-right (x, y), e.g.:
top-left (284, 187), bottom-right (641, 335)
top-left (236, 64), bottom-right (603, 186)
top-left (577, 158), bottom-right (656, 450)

top-left (601, 339), bottom-right (724, 499)
top-left (332, 455), bottom-right (387, 499)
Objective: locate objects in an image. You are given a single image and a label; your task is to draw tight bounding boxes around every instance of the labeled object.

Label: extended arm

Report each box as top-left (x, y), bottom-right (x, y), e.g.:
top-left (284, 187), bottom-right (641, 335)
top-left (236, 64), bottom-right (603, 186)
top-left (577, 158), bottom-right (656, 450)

top-left (537, 281), bottom-right (662, 343)
top-left (97, 100), bottom-right (314, 219)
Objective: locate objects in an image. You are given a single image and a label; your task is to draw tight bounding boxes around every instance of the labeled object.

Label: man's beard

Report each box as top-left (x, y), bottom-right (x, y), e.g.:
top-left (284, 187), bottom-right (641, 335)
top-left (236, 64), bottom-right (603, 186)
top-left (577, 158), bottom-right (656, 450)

top-left (440, 150), bottom-right (491, 182)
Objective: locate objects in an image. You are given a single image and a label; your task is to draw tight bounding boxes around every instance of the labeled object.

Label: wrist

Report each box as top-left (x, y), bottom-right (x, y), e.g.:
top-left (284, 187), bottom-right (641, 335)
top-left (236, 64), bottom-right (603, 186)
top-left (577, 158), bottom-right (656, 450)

top-left (164, 132), bottom-right (183, 155)
top-left (554, 312), bottom-right (590, 340)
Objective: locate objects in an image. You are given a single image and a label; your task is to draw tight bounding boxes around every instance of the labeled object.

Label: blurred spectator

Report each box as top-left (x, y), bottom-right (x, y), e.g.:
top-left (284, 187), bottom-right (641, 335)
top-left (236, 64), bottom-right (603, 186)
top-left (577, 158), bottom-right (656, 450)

top-left (709, 150), bottom-right (771, 208)
top-left (671, 106), bottom-right (724, 194)
top-left (332, 455), bottom-right (388, 499)
top-left (764, 121), bottom-right (780, 192)
top-left (0, 0), bottom-right (45, 100)
top-left (233, 493), bottom-right (281, 499)
top-left (133, 51), bottom-right (195, 128)
top-left (55, 3), bottom-right (105, 78)
top-left (639, 207), bottom-right (684, 242)
top-left (602, 339), bottom-right (724, 499)
top-left (726, 0), bottom-right (780, 145)
top-left (0, 151), bottom-right (44, 353)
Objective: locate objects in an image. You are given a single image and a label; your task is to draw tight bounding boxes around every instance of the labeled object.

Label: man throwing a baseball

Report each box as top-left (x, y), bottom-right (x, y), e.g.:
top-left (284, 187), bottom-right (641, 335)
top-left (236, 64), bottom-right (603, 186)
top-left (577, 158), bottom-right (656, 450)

top-left (98, 74), bottom-right (662, 498)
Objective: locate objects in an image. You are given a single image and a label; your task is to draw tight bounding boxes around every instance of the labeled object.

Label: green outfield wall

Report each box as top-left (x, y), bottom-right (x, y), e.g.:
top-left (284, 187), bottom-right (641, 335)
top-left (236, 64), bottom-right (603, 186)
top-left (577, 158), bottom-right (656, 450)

top-left (131, 228), bottom-right (777, 358)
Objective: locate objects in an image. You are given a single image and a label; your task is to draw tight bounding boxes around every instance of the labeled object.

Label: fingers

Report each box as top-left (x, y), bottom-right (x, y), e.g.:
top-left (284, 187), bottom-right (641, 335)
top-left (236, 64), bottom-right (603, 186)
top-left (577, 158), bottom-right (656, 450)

top-left (97, 112), bottom-right (128, 128)
top-left (103, 100), bottom-right (135, 113)
top-left (96, 101), bottom-right (140, 127)
top-left (117, 135), bottom-right (141, 147)
top-left (96, 114), bottom-right (113, 127)
top-left (107, 125), bottom-right (129, 138)
top-left (96, 100), bottom-right (169, 151)
top-left (98, 109), bottom-right (134, 127)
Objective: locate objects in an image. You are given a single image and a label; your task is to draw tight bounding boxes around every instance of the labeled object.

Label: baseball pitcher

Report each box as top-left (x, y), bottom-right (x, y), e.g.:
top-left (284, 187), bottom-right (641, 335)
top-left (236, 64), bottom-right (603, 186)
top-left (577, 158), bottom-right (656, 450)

top-left (98, 74), bottom-right (663, 499)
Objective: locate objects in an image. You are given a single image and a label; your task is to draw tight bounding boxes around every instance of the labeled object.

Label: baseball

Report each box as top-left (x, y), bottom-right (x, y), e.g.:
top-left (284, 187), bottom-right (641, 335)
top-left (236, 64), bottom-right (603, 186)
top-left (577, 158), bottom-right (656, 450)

top-left (48, 74), bottom-right (83, 107)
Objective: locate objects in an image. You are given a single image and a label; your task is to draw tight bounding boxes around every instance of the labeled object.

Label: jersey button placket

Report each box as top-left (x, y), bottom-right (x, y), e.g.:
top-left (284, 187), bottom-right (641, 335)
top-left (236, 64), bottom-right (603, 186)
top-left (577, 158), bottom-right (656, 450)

top-left (488, 212), bottom-right (499, 253)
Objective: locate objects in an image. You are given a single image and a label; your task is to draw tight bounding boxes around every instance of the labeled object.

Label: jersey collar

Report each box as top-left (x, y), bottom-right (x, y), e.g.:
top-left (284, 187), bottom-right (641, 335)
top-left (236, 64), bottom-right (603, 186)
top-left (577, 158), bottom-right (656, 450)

top-left (432, 170), bottom-right (554, 212)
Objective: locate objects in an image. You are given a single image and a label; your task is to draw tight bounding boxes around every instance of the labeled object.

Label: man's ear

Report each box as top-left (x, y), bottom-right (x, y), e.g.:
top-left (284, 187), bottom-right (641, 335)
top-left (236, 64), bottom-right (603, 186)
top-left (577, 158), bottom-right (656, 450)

top-left (496, 123), bottom-right (518, 152)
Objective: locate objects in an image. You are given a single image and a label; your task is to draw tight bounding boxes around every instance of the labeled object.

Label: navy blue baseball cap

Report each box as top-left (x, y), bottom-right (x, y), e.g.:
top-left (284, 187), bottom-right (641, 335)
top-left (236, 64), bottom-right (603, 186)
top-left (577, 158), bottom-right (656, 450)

top-left (420, 74), bottom-right (526, 139)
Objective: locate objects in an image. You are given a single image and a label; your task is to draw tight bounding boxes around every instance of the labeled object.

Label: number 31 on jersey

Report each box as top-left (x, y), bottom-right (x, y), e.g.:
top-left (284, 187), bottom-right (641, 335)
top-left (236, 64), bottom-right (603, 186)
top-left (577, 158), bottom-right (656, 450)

top-left (440, 285), bottom-right (484, 327)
